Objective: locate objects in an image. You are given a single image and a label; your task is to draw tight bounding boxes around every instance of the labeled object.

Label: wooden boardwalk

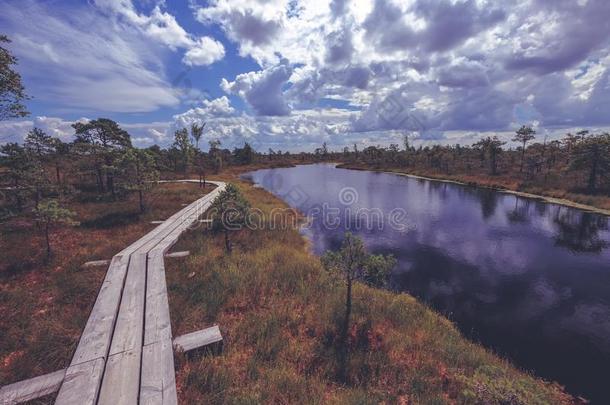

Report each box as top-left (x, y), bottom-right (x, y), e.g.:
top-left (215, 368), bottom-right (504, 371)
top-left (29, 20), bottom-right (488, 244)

top-left (49, 180), bottom-right (226, 405)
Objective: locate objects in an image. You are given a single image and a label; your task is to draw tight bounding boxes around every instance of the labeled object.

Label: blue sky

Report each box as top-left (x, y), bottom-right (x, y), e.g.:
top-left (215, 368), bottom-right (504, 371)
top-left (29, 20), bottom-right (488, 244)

top-left (1, 0), bottom-right (609, 151)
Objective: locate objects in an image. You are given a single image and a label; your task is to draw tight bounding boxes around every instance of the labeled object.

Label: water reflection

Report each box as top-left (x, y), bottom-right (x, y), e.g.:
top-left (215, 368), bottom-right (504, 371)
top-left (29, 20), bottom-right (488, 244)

top-left (554, 211), bottom-right (609, 253)
top-left (506, 197), bottom-right (531, 224)
top-left (246, 164), bottom-right (610, 404)
top-left (478, 189), bottom-right (499, 219)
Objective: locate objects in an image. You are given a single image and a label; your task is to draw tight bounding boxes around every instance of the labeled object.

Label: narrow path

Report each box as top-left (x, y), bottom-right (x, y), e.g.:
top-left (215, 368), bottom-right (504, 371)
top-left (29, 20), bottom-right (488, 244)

top-left (53, 180), bottom-right (225, 405)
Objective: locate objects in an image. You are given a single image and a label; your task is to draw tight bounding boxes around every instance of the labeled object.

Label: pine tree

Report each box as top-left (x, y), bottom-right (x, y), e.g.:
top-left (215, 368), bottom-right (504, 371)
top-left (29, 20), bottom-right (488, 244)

top-left (73, 118), bottom-right (132, 197)
top-left (119, 148), bottom-right (159, 213)
top-left (210, 183), bottom-right (250, 253)
top-left (321, 233), bottom-right (396, 382)
top-left (513, 125), bottom-right (536, 173)
top-left (173, 128), bottom-right (193, 174)
top-left (35, 199), bottom-right (78, 261)
top-left (0, 35), bottom-right (29, 121)
top-left (474, 136), bottom-right (506, 175)
top-left (569, 133), bottom-right (610, 193)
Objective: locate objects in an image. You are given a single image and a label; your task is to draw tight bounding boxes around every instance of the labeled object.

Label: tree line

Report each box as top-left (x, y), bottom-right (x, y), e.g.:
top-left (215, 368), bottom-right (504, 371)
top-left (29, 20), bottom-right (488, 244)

top-left (328, 127), bottom-right (610, 195)
top-left (0, 118), bottom-right (286, 258)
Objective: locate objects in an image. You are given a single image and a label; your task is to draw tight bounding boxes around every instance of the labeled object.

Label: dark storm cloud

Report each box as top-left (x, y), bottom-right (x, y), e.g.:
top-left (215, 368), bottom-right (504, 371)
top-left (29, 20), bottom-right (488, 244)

top-left (246, 65), bottom-right (293, 116)
top-left (438, 88), bottom-right (517, 131)
top-left (343, 66), bottom-right (371, 89)
top-left (363, 0), bottom-right (504, 54)
top-left (325, 29), bottom-right (354, 64)
top-left (436, 60), bottom-right (490, 88)
top-left (231, 9), bottom-right (282, 46)
top-left (505, 0), bottom-right (610, 74)
top-left (363, 0), bottom-right (417, 52)
top-left (414, 0), bottom-right (505, 52)
top-left (195, 3), bottom-right (282, 56)
top-left (582, 71), bottom-right (610, 126)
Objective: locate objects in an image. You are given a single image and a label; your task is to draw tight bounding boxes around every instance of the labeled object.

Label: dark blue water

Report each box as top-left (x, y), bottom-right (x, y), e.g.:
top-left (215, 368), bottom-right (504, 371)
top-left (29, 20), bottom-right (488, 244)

top-left (244, 163), bottom-right (610, 403)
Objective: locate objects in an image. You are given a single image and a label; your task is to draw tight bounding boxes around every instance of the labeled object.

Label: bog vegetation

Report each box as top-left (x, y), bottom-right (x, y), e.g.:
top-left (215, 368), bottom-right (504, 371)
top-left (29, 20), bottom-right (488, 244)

top-left (0, 33), bottom-right (595, 403)
top-left (166, 179), bottom-right (578, 404)
top-left (332, 128), bottom-right (610, 210)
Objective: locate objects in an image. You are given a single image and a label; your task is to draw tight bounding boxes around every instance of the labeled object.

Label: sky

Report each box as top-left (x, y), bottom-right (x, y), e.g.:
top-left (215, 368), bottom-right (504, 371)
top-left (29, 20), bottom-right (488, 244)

top-left (0, 0), bottom-right (609, 152)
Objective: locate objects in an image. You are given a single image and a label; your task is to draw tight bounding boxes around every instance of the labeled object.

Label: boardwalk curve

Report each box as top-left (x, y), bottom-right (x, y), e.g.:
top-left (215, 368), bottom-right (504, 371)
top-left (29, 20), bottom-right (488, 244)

top-left (52, 180), bottom-right (225, 405)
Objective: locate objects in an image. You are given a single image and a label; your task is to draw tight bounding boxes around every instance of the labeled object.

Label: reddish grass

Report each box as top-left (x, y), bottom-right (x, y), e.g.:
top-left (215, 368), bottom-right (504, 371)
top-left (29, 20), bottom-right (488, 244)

top-left (0, 182), bottom-right (213, 385)
top-left (340, 163), bottom-right (610, 211)
top-left (165, 174), bottom-right (578, 404)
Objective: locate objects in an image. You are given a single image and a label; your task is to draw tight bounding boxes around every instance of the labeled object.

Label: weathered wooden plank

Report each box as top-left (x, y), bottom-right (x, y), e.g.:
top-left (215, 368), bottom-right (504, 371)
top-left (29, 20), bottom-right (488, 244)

top-left (150, 197), bottom-right (218, 257)
top-left (55, 255), bottom-right (129, 404)
top-left (164, 250), bottom-right (190, 258)
top-left (97, 350), bottom-right (140, 405)
top-left (109, 253), bottom-right (146, 355)
top-left (81, 259), bottom-right (110, 268)
top-left (56, 182), bottom-right (225, 405)
top-left (71, 255), bottom-right (129, 365)
top-left (140, 188), bottom-right (224, 403)
top-left (0, 368), bottom-right (66, 404)
top-left (144, 254), bottom-right (172, 346)
top-left (173, 326), bottom-right (223, 353)
top-left (116, 200), bottom-right (203, 257)
top-left (141, 339), bottom-right (177, 405)
top-left (55, 358), bottom-right (105, 405)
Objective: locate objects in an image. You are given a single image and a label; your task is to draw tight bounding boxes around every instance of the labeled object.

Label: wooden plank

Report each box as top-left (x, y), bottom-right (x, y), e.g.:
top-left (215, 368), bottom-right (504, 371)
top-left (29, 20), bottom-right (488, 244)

top-left (109, 253), bottom-right (146, 355)
top-left (140, 195), bottom-right (211, 249)
top-left (56, 256), bottom-right (129, 404)
top-left (97, 350), bottom-right (141, 405)
top-left (0, 368), bottom-right (66, 404)
top-left (81, 259), bottom-right (110, 268)
top-left (149, 196), bottom-right (218, 258)
top-left (116, 200), bottom-right (202, 257)
top-left (144, 253), bottom-right (172, 346)
top-left (56, 182), bottom-right (225, 405)
top-left (71, 255), bottom-right (130, 365)
top-left (165, 250), bottom-right (190, 258)
top-left (141, 339), bottom-right (177, 405)
top-left (140, 189), bottom-right (224, 403)
top-left (173, 326), bottom-right (223, 353)
top-left (55, 358), bottom-right (105, 405)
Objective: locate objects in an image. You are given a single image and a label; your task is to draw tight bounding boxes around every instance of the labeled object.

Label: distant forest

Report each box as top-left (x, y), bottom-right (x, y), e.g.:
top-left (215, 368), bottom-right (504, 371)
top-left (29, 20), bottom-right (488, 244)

top-left (1, 121), bottom-right (610, 224)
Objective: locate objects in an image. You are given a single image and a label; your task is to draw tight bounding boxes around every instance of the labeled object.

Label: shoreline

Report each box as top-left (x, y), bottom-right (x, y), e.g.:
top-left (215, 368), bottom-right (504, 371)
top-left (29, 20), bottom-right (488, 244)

top-left (336, 164), bottom-right (610, 217)
top-left (166, 172), bottom-right (579, 404)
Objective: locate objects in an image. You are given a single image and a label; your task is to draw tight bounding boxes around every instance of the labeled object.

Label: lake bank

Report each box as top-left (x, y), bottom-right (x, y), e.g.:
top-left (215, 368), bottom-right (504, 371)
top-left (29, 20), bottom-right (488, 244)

top-left (246, 163), bottom-right (610, 403)
top-left (336, 163), bottom-right (610, 216)
top-left (167, 170), bottom-right (578, 404)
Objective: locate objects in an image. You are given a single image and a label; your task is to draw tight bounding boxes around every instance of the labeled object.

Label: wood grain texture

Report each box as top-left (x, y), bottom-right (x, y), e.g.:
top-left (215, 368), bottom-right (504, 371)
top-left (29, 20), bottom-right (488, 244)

top-left (97, 350), bottom-right (141, 405)
top-left (173, 326), bottom-right (223, 353)
top-left (108, 253), bottom-right (146, 356)
top-left (144, 254), bottom-right (172, 346)
top-left (71, 255), bottom-right (130, 365)
top-left (0, 369), bottom-right (66, 404)
top-left (54, 358), bottom-right (105, 405)
top-left (81, 260), bottom-right (111, 268)
top-left (141, 339), bottom-right (177, 405)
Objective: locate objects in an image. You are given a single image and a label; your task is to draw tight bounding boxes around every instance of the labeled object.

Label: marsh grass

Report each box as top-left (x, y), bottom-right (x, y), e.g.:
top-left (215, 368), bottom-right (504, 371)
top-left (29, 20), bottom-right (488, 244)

top-left (0, 182), bottom-right (213, 385)
top-left (0, 166), bottom-right (580, 403)
top-left (167, 177), bottom-right (576, 404)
